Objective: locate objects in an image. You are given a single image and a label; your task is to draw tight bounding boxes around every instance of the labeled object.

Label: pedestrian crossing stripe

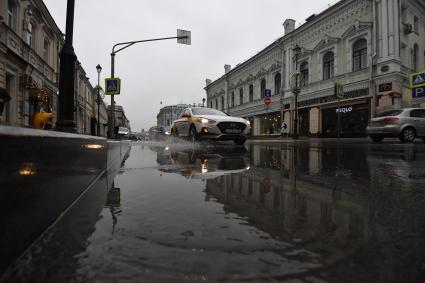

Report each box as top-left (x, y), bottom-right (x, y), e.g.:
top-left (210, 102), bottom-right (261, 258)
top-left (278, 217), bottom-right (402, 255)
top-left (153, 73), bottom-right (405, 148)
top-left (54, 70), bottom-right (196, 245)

top-left (105, 78), bottom-right (121, 95)
top-left (410, 71), bottom-right (425, 88)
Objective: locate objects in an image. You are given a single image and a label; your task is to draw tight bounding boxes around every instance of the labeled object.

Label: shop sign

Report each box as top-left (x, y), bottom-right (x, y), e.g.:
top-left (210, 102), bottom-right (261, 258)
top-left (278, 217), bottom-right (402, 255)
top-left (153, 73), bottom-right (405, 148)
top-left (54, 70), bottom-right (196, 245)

top-left (378, 83), bottom-right (392, 92)
top-left (336, 107), bottom-right (353, 114)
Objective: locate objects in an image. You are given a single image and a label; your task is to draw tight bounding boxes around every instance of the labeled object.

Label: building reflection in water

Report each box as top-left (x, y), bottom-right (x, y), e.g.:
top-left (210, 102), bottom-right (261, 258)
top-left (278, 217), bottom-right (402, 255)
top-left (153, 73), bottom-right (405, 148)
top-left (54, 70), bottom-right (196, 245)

top-left (205, 143), bottom-right (425, 282)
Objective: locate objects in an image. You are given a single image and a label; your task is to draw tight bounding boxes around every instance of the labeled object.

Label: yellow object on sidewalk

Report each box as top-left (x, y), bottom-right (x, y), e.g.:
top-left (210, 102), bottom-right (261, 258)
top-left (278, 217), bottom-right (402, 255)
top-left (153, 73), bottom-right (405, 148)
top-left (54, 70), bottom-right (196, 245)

top-left (33, 112), bottom-right (53, 129)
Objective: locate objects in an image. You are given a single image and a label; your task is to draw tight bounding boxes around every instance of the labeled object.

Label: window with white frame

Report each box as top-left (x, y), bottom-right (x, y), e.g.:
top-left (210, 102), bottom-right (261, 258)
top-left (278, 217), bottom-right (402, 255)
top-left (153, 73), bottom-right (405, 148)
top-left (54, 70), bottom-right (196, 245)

top-left (274, 73), bottom-right (281, 95)
top-left (300, 62), bottom-right (309, 86)
top-left (352, 39), bottom-right (367, 71)
top-left (27, 22), bottom-right (35, 48)
top-left (239, 88), bottom-right (243, 105)
top-left (260, 79), bottom-right (266, 98)
top-left (231, 91), bottom-right (234, 107)
top-left (323, 51), bottom-right (334, 80)
top-left (7, 0), bottom-right (17, 31)
top-left (43, 38), bottom-right (50, 63)
top-left (413, 44), bottom-right (419, 71)
top-left (249, 84), bottom-right (253, 102)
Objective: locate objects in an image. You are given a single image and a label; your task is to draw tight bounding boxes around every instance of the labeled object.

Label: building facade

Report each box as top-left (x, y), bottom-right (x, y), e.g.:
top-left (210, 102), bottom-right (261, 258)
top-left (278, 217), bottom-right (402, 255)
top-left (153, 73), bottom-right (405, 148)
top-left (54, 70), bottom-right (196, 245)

top-left (157, 103), bottom-right (190, 128)
top-left (0, 0), bottom-right (62, 126)
top-left (108, 104), bottom-right (130, 134)
top-left (205, 0), bottom-right (425, 137)
top-left (0, 0), bottom-right (112, 136)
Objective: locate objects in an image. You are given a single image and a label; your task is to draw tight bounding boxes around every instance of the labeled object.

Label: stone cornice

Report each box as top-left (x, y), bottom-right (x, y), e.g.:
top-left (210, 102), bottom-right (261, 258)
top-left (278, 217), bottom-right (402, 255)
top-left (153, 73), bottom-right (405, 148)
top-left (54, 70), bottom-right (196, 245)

top-left (341, 21), bottom-right (372, 38)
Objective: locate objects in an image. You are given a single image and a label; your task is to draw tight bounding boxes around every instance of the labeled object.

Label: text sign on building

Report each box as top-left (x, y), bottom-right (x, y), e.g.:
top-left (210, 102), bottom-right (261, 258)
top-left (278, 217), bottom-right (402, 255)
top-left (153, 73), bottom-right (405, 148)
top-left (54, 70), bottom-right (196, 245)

top-left (378, 83), bottom-right (392, 92)
top-left (336, 106), bottom-right (353, 114)
top-left (264, 89), bottom-right (272, 98)
top-left (105, 78), bottom-right (121, 95)
top-left (413, 86), bottom-right (425, 98)
top-left (410, 71), bottom-right (425, 88)
top-left (334, 82), bottom-right (344, 100)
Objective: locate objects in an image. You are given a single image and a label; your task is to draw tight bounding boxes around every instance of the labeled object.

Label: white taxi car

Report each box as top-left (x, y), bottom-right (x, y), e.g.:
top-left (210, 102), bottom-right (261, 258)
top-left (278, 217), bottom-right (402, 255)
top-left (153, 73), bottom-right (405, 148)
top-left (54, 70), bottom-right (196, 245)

top-left (171, 107), bottom-right (251, 144)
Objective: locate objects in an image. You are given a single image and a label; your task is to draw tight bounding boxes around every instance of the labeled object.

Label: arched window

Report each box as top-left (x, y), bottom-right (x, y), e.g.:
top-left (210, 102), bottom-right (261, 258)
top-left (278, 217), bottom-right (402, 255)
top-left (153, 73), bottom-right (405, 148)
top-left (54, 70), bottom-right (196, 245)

top-left (239, 88), bottom-right (243, 105)
top-left (43, 38), bottom-right (50, 63)
top-left (413, 44), bottom-right (419, 72)
top-left (353, 39), bottom-right (367, 71)
top-left (221, 96), bottom-right (224, 110)
top-left (231, 91), bottom-right (235, 107)
top-left (249, 84), bottom-right (253, 102)
top-left (260, 79), bottom-right (266, 98)
top-left (215, 99), bottom-right (218, 109)
top-left (7, 0), bottom-right (18, 30)
top-left (274, 73), bottom-right (281, 95)
top-left (300, 62), bottom-right (309, 86)
top-left (27, 21), bottom-right (36, 48)
top-left (323, 52), bottom-right (334, 80)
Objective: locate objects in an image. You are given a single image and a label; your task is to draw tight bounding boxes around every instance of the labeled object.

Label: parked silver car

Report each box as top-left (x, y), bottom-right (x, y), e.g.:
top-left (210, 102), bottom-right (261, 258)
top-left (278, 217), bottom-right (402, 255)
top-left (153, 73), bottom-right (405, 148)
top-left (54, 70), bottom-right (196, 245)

top-left (366, 108), bottom-right (425, 142)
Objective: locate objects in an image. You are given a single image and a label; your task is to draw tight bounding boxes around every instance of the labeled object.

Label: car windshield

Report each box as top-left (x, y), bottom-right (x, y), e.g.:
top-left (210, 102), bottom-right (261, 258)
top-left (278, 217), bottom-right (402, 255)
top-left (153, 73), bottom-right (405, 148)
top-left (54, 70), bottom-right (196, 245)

top-left (191, 108), bottom-right (228, 116)
top-left (376, 110), bottom-right (403, 117)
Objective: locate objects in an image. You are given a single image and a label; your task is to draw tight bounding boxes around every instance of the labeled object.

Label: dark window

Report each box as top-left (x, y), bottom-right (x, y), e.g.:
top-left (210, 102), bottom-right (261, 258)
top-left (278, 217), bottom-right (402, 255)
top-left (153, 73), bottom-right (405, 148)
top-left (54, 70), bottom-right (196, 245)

top-left (7, 0), bottom-right (17, 30)
top-left (413, 44), bottom-right (419, 72)
top-left (231, 92), bottom-right (234, 107)
top-left (353, 39), bottom-right (367, 71)
top-left (43, 38), bottom-right (50, 63)
top-left (274, 73), bottom-right (281, 95)
top-left (215, 99), bottom-right (218, 109)
top-left (260, 79), bottom-right (266, 98)
top-left (300, 62), bottom-right (309, 86)
top-left (410, 109), bottom-right (425, 118)
top-left (249, 84), bottom-right (253, 102)
top-left (209, 101), bottom-right (212, 108)
top-left (221, 96), bottom-right (224, 110)
top-left (27, 22), bottom-right (35, 48)
top-left (239, 88), bottom-right (243, 105)
top-left (323, 52), bottom-right (334, 80)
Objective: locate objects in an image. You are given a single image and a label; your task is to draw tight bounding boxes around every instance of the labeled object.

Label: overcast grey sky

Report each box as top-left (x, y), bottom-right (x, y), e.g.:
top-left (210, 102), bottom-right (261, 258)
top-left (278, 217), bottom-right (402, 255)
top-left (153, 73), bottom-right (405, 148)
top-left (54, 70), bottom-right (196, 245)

top-left (43, 0), bottom-right (336, 131)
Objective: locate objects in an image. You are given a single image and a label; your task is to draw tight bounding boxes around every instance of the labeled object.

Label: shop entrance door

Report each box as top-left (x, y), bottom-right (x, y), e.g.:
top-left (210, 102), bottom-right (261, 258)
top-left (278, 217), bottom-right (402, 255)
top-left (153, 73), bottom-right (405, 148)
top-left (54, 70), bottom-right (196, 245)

top-left (298, 109), bottom-right (309, 136)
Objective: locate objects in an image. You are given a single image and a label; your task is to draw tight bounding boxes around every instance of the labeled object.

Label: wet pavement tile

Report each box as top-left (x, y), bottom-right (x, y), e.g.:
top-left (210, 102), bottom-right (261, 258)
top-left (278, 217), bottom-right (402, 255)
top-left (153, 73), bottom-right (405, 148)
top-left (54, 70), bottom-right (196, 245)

top-left (3, 140), bottom-right (425, 283)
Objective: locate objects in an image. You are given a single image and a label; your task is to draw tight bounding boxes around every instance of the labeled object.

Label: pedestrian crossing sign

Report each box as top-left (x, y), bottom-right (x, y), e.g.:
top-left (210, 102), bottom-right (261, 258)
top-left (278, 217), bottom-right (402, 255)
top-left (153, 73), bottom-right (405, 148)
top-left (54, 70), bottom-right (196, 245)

top-left (410, 71), bottom-right (425, 88)
top-left (105, 78), bottom-right (121, 95)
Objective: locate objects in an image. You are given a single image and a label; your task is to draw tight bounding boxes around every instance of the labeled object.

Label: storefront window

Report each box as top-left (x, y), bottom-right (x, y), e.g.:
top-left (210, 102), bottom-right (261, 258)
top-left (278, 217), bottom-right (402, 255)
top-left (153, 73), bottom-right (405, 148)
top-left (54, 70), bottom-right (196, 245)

top-left (259, 113), bottom-right (280, 135)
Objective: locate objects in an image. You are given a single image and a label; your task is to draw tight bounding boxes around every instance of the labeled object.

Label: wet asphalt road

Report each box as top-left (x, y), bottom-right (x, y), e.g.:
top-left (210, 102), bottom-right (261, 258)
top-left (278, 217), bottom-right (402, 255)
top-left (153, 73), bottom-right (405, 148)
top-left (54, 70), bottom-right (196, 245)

top-left (3, 138), bottom-right (425, 283)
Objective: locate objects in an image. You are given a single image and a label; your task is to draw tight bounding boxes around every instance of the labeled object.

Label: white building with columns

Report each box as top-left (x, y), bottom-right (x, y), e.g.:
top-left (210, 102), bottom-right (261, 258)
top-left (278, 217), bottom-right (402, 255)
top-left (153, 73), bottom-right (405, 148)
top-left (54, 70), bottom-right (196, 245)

top-left (205, 0), bottom-right (425, 137)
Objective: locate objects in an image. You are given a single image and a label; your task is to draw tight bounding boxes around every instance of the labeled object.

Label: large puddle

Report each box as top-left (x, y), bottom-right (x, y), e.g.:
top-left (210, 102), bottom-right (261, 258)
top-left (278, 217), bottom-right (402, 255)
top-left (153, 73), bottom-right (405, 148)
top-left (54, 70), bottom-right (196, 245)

top-left (3, 140), bottom-right (425, 282)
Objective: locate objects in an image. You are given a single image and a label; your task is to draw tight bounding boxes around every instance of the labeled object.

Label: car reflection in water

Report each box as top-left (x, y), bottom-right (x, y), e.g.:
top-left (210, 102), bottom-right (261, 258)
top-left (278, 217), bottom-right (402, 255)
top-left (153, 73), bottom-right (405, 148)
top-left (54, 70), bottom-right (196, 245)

top-left (152, 145), bottom-right (251, 179)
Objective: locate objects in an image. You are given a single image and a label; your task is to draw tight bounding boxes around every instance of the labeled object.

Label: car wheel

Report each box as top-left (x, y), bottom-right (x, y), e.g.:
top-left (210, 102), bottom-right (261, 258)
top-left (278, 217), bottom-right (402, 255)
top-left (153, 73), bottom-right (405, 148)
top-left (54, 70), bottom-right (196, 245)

top-left (399, 127), bottom-right (416, 143)
top-left (234, 139), bottom-right (246, 145)
top-left (370, 136), bottom-right (384, 143)
top-left (189, 125), bottom-right (199, 142)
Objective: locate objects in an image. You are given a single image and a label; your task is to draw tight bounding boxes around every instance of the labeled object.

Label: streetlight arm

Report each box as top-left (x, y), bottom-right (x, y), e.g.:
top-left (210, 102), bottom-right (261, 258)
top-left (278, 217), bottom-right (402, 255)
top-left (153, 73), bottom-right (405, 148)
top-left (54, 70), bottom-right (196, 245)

top-left (112, 36), bottom-right (188, 54)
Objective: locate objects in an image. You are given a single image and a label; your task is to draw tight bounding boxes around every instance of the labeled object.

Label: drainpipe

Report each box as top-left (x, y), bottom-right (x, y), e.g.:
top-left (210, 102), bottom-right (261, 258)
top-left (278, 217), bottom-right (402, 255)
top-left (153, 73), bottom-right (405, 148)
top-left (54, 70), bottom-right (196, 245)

top-left (370, 0), bottom-right (378, 117)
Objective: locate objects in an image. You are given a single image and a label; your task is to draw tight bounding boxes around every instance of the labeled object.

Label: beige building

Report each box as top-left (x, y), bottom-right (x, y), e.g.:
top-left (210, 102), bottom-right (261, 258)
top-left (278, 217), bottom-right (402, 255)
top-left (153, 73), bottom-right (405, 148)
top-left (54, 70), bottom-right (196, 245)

top-left (0, 0), bottom-right (110, 136)
top-left (206, 0), bottom-right (425, 137)
top-left (0, 0), bottom-right (62, 126)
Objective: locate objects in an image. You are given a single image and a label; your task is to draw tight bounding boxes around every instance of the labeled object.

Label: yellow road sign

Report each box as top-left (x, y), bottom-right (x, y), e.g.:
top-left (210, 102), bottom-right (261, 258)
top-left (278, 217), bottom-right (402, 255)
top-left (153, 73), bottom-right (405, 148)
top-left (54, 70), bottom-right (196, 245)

top-left (105, 78), bottom-right (121, 95)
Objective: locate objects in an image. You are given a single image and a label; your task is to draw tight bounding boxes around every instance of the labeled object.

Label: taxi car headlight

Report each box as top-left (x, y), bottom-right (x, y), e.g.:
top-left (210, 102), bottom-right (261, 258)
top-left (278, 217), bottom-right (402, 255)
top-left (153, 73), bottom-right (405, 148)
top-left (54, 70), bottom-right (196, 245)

top-left (200, 118), bottom-right (216, 124)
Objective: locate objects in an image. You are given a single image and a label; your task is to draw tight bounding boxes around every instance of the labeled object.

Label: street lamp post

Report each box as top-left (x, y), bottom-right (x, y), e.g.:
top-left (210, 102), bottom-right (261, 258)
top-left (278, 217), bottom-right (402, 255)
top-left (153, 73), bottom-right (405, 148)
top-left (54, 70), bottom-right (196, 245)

top-left (292, 45), bottom-right (302, 139)
top-left (202, 98), bottom-right (206, 107)
top-left (96, 64), bottom-right (102, 136)
top-left (108, 30), bottom-right (191, 139)
top-left (56, 0), bottom-right (77, 133)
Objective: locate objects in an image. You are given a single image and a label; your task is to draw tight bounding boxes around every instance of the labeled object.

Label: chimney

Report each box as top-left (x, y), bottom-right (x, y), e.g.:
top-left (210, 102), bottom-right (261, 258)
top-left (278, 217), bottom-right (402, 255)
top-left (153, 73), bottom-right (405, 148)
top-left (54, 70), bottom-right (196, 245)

top-left (224, 64), bottom-right (231, 74)
top-left (283, 19), bottom-right (296, 35)
top-left (205, 79), bottom-right (212, 86)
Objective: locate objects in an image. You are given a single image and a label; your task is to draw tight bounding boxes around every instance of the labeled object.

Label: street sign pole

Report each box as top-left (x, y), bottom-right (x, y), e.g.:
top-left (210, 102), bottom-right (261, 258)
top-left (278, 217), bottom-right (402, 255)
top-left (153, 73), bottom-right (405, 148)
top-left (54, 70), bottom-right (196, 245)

top-left (109, 53), bottom-right (115, 139)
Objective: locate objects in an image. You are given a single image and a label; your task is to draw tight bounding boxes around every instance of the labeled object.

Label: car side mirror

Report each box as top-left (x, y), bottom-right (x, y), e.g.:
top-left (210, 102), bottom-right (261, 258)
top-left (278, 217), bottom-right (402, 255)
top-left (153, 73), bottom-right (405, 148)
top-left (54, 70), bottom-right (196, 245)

top-left (182, 113), bottom-right (191, 118)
